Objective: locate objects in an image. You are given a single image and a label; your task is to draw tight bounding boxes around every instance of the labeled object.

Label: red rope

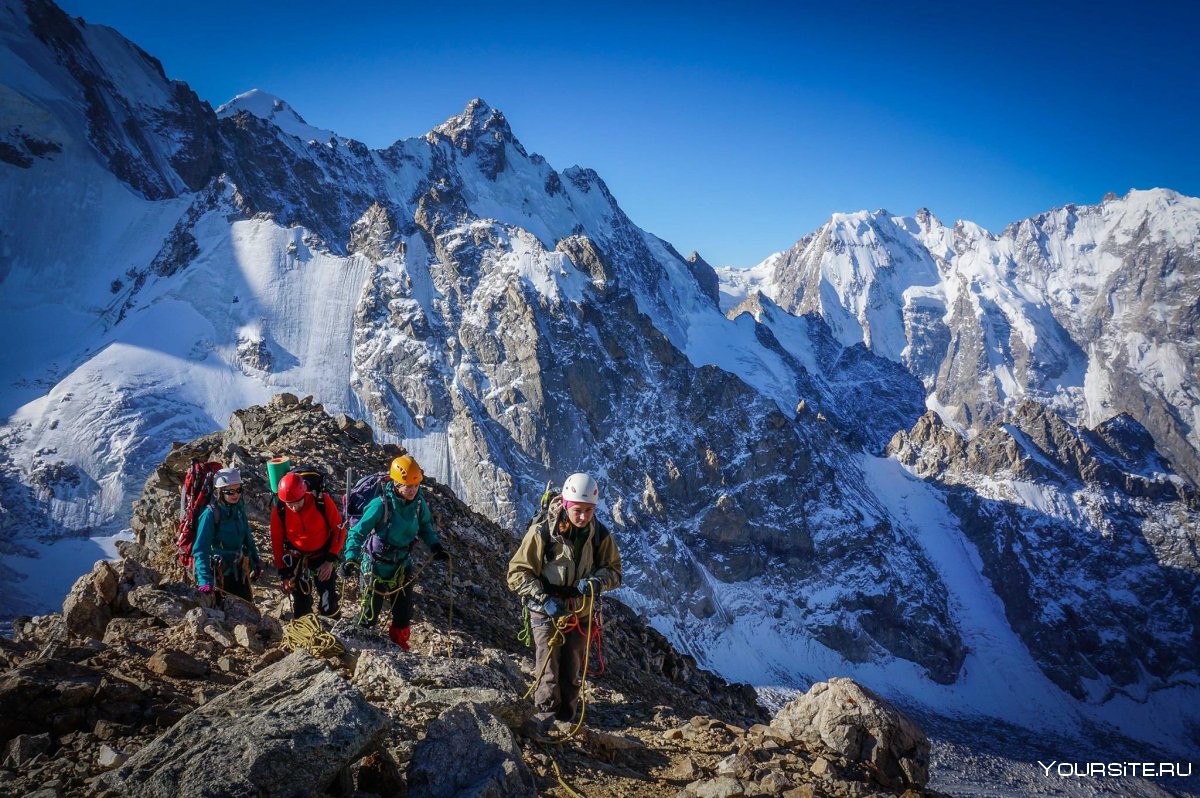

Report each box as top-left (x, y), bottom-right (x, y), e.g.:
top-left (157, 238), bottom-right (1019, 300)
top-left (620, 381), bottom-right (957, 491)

top-left (587, 612), bottom-right (605, 677)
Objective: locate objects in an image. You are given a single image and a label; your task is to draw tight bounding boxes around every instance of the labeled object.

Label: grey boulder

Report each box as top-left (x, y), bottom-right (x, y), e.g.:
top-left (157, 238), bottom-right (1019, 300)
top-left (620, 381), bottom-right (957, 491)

top-left (771, 677), bottom-right (929, 788)
top-left (102, 650), bottom-right (388, 797)
top-left (407, 702), bottom-right (535, 798)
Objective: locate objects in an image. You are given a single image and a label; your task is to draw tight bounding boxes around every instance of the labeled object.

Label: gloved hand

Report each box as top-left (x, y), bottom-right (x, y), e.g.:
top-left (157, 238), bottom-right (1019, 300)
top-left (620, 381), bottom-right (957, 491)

top-left (576, 577), bottom-right (602, 595)
top-left (541, 598), bottom-right (561, 617)
top-left (250, 563), bottom-right (263, 582)
top-left (341, 560), bottom-right (360, 580)
top-left (317, 561), bottom-right (334, 582)
top-left (364, 535), bottom-right (385, 557)
top-left (431, 543), bottom-right (450, 561)
top-left (197, 584), bottom-right (213, 594)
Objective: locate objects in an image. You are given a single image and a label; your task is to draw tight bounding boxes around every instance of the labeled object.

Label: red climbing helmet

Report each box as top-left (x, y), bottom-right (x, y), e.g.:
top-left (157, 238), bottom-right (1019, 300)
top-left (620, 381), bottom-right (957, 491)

top-left (277, 472), bottom-right (309, 503)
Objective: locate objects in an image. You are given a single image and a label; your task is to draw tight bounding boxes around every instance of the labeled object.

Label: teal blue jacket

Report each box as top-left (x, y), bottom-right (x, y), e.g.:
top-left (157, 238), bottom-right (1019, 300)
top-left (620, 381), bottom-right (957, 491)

top-left (345, 484), bottom-right (439, 578)
top-left (193, 501), bottom-right (261, 587)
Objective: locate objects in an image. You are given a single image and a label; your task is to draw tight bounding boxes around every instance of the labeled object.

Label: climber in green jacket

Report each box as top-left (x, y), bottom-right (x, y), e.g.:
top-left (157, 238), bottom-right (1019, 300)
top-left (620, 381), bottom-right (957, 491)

top-left (193, 468), bottom-right (262, 603)
top-left (341, 455), bottom-right (449, 650)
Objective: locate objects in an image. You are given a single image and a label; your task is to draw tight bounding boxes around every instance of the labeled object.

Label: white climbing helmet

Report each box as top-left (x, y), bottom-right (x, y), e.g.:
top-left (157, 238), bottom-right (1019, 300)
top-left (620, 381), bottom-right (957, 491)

top-left (214, 468), bottom-right (242, 489)
top-left (562, 472), bottom-right (599, 505)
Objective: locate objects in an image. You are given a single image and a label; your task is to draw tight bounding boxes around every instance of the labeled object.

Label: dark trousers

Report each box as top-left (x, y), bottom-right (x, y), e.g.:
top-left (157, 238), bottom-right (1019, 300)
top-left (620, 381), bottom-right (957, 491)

top-left (531, 612), bottom-right (588, 721)
top-left (358, 581), bottom-right (413, 629)
top-left (290, 567), bottom-right (339, 618)
top-left (220, 572), bottom-right (254, 603)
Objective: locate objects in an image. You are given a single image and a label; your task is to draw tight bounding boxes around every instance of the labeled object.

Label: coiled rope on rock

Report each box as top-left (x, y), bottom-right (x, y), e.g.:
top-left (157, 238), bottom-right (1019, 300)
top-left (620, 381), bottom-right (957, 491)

top-left (281, 613), bottom-right (344, 658)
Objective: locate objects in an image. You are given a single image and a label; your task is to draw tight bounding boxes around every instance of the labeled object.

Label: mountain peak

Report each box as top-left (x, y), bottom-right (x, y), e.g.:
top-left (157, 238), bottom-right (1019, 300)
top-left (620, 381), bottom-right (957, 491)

top-left (216, 89), bottom-right (336, 145)
top-left (432, 97), bottom-right (513, 143)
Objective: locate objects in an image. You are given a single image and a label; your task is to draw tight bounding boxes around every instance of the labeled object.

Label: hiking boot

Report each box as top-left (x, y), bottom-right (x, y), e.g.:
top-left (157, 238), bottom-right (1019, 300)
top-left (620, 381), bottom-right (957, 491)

top-left (387, 624), bottom-right (411, 651)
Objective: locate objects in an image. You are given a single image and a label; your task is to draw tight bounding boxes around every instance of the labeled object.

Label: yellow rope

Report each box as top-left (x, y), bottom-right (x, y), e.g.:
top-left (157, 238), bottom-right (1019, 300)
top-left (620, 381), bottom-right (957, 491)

top-left (521, 583), bottom-right (599, 745)
top-left (552, 582), bottom-right (597, 743)
top-left (281, 614), bottom-right (344, 657)
top-left (546, 751), bottom-right (587, 798)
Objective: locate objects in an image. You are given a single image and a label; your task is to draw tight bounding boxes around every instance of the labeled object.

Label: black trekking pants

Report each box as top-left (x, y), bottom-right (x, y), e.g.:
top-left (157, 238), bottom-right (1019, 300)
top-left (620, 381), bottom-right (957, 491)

top-left (358, 581), bottom-right (414, 630)
top-left (220, 572), bottom-right (253, 603)
top-left (290, 567), bottom-right (339, 618)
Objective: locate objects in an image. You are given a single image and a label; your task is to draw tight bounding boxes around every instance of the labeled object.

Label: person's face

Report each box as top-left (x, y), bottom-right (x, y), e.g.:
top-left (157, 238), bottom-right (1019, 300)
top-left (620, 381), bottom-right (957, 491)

top-left (283, 496), bottom-right (305, 512)
top-left (397, 482), bottom-right (419, 500)
top-left (220, 485), bottom-right (242, 504)
top-left (566, 502), bottom-right (595, 527)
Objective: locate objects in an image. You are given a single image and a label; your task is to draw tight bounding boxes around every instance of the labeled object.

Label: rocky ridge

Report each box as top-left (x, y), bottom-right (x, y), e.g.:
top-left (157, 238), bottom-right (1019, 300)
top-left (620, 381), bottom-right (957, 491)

top-left (0, 396), bottom-right (943, 798)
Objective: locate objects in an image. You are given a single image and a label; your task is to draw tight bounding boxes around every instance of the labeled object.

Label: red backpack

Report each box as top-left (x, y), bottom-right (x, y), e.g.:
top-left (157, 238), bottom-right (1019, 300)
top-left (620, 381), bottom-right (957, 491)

top-left (176, 459), bottom-right (223, 568)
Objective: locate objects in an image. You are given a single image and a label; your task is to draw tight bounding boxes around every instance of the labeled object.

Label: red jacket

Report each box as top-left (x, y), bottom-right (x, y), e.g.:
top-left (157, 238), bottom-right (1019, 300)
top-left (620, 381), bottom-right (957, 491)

top-left (270, 494), bottom-right (345, 570)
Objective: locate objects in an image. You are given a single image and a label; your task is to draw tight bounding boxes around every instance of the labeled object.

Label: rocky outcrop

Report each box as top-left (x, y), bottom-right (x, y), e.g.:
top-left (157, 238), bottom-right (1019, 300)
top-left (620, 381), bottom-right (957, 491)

top-left (101, 651), bottom-right (388, 797)
top-left (772, 678), bottom-right (929, 788)
top-left (407, 702), bottom-right (535, 798)
top-left (352, 649), bottom-right (527, 726)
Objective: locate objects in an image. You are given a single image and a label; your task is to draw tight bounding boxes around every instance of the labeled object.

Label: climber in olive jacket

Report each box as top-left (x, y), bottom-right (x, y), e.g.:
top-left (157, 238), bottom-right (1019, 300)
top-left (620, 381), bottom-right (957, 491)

top-left (342, 455), bottom-right (448, 650)
top-left (507, 473), bottom-right (621, 724)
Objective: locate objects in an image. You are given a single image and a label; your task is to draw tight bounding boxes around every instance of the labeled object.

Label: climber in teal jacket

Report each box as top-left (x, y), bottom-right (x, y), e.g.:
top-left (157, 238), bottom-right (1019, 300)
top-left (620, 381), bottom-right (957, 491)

top-left (341, 455), bottom-right (449, 650)
top-left (193, 468), bottom-right (262, 603)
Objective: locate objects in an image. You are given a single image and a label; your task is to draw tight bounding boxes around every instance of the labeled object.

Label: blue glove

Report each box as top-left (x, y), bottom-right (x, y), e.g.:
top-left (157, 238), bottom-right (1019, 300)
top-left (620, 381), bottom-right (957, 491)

top-left (542, 598), bottom-right (560, 617)
top-left (340, 560), bottom-right (360, 580)
top-left (576, 577), bottom-right (602, 595)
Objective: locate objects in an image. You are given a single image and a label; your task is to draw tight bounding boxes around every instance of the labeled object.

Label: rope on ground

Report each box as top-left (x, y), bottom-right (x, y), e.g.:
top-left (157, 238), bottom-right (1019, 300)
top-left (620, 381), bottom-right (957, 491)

top-left (545, 749), bottom-right (587, 798)
top-left (282, 613), bottom-right (344, 657)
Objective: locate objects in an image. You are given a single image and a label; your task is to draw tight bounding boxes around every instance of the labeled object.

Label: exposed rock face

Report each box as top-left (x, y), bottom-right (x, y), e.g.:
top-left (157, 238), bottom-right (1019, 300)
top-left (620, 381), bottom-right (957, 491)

top-left (102, 651), bottom-right (388, 797)
top-left (23, 0), bottom-right (221, 199)
top-left (352, 649), bottom-right (527, 726)
top-left (772, 678), bottom-right (930, 788)
top-left (888, 402), bottom-right (1200, 699)
top-left (407, 702), bottom-right (535, 798)
top-left (0, 658), bottom-right (106, 741)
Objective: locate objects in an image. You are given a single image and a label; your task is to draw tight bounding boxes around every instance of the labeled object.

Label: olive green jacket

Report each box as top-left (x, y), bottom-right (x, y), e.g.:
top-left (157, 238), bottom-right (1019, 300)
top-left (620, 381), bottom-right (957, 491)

top-left (506, 496), bottom-right (622, 604)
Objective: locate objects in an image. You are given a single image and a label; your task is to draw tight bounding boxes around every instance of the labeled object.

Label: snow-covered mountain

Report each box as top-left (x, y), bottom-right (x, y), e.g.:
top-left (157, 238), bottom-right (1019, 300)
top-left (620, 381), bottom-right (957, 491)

top-left (2, 0), bottom-right (1197, 764)
top-left (722, 194), bottom-right (1200, 487)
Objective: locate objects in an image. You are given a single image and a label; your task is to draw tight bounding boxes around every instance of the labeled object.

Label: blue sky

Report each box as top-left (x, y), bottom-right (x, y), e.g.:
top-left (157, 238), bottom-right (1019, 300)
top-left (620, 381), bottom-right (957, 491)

top-left (58, 0), bottom-right (1200, 266)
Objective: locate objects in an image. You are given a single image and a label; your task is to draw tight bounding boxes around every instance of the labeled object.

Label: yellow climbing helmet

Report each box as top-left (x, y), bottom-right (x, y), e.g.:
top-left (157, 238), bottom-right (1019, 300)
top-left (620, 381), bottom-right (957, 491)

top-left (390, 455), bottom-right (423, 485)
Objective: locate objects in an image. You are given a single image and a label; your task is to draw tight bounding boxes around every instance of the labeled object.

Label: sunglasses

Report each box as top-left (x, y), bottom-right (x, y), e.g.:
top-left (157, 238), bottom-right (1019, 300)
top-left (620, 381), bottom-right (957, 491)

top-left (220, 488), bottom-right (243, 496)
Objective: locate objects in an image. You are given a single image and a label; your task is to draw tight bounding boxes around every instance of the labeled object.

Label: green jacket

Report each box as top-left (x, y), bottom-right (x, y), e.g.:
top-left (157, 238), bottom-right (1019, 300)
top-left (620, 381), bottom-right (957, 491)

top-left (345, 483), bottom-right (439, 578)
top-left (507, 496), bottom-right (622, 604)
top-left (192, 501), bottom-right (260, 588)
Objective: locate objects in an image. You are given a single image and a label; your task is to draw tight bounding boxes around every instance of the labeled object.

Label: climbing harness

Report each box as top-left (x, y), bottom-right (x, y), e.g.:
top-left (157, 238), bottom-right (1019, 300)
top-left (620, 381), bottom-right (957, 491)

top-left (281, 551), bottom-right (316, 597)
top-left (282, 613), bottom-right (345, 657)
